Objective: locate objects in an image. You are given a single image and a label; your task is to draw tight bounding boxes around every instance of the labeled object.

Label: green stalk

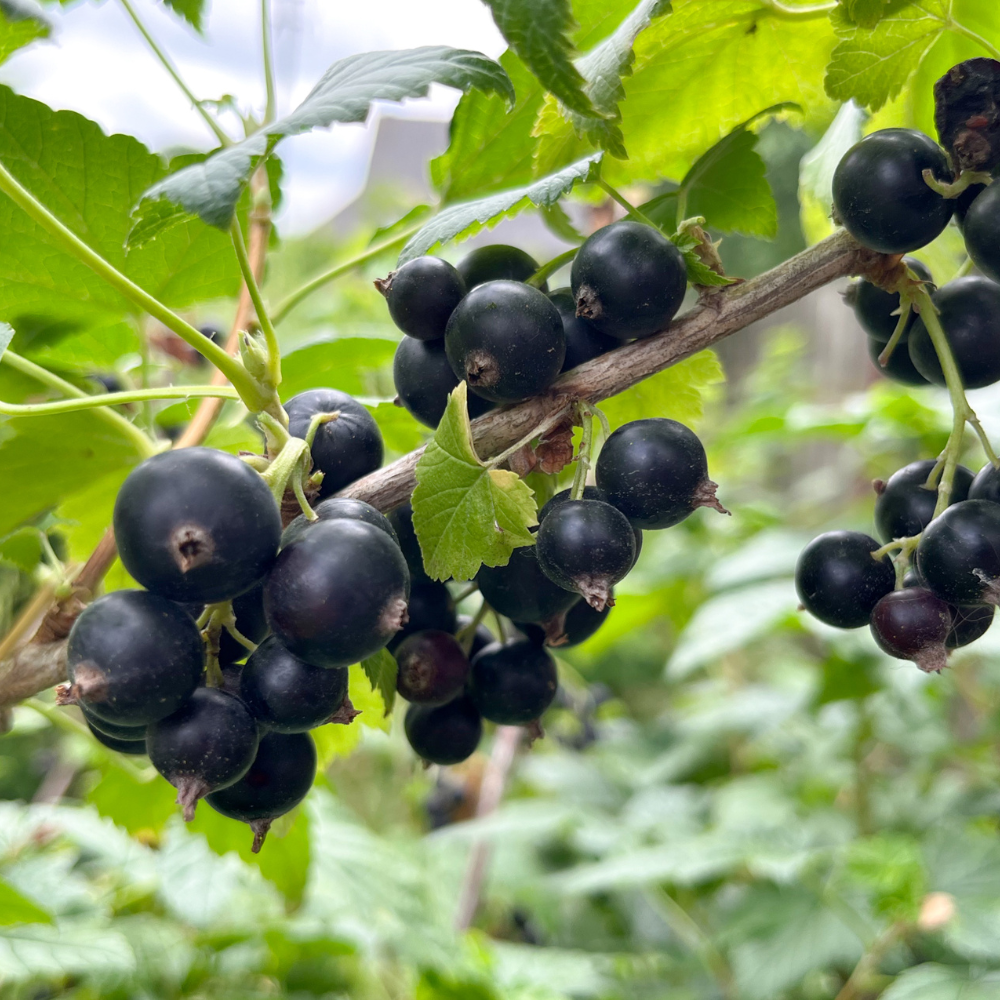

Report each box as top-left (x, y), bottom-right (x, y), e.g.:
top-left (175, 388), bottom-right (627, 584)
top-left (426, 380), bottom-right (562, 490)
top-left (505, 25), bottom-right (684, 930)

top-left (598, 178), bottom-right (660, 230)
top-left (261, 0), bottom-right (278, 125)
top-left (570, 411), bottom-right (594, 500)
top-left (756, 0), bottom-right (836, 18)
top-left (0, 384), bottom-right (240, 417)
top-left (948, 18), bottom-right (1000, 62)
top-left (876, 301), bottom-right (911, 367)
top-left (230, 217), bottom-right (281, 390)
top-left (527, 247), bottom-right (579, 288)
top-left (0, 161), bottom-right (269, 412)
top-left (1, 351), bottom-right (156, 457)
top-left (117, 0), bottom-right (230, 146)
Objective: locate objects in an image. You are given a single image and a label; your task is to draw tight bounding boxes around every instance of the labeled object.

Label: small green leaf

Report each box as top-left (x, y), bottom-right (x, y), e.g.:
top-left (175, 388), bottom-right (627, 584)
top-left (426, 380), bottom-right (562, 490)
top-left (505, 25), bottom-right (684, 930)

top-left (0, 2), bottom-right (48, 65)
top-left (399, 154), bottom-right (602, 263)
top-left (539, 202), bottom-right (585, 243)
top-left (0, 878), bottom-right (52, 926)
top-left (361, 647), bottom-right (398, 716)
top-left (162, 0), bottom-right (205, 32)
top-left (0, 527), bottom-right (42, 572)
top-left (411, 382), bottom-right (537, 582)
top-left (669, 230), bottom-right (736, 287)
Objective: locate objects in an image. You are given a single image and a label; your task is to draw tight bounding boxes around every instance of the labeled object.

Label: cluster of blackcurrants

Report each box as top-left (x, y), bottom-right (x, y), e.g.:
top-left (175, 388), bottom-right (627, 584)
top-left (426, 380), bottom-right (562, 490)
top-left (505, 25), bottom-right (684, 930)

top-left (380, 220), bottom-right (689, 428)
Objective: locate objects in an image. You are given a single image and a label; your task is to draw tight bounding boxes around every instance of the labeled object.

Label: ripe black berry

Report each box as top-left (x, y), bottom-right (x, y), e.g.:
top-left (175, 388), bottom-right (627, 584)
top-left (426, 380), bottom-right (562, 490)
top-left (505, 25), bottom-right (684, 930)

top-left (540, 486), bottom-right (642, 567)
top-left (239, 636), bottom-right (348, 733)
top-left (870, 587), bottom-right (952, 672)
top-left (548, 288), bottom-right (617, 371)
top-left (795, 531), bottom-right (895, 628)
top-left (393, 336), bottom-right (494, 428)
top-left (536, 499), bottom-right (635, 611)
top-left (387, 501), bottom-right (431, 584)
top-left (376, 256), bottom-right (466, 341)
top-left (916, 499), bottom-right (1000, 605)
top-left (961, 181), bottom-right (1000, 282)
top-left (595, 418), bottom-right (727, 529)
top-left (445, 280), bottom-right (565, 402)
top-left (954, 181), bottom-right (988, 230)
top-left (868, 335), bottom-right (930, 386)
top-left (80, 703), bottom-right (146, 741)
top-left (571, 221), bottom-right (687, 340)
top-left (146, 687), bottom-right (259, 821)
top-left (457, 244), bottom-right (543, 290)
top-left (86, 720), bottom-right (147, 756)
top-left (948, 603), bottom-right (994, 648)
top-left (207, 731), bottom-right (316, 852)
top-left (390, 580), bottom-right (457, 651)
top-left (114, 448), bottom-right (281, 604)
top-left (477, 545), bottom-right (578, 626)
top-left (469, 639), bottom-right (558, 725)
top-left (264, 519), bottom-right (410, 667)
top-left (61, 591), bottom-right (204, 727)
top-left (832, 128), bottom-right (954, 253)
top-left (908, 277), bottom-right (1000, 388)
top-left (969, 460), bottom-right (1000, 503)
top-left (404, 694), bottom-right (482, 765)
top-left (516, 597), bottom-right (611, 648)
top-left (850, 257), bottom-right (933, 342)
top-left (874, 459), bottom-right (973, 542)
top-left (395, 629), bottom-right (470, 705)
top-left (282, 497), bottom-right (398, 550)
top-left (285, 389), bottom-right (383, 498)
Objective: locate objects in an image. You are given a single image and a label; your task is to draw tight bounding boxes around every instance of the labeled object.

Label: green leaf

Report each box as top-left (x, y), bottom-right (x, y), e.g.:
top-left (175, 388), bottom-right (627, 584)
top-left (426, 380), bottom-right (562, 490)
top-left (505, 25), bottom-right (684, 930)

top-left (0, 2), bottom-right (48, 66)
top-left (87, 767), bottom-right (179, 835)
top-left (278, 336), bottom-right (397, 402)
top-left (0, 527), bottom-right (42, 572)
top-left (840, 0), bottom-right (892, 27)
top-left (162, 0), bottom-right (205, 32)
top-left (843, 834), bottom-right (926, 921)
top-left (398, 154), bottom-right (602, 264)
top-left (368, 401), bottom-right (428, 459)
top-left (483, 0), bottom-right (596, 117)
top-left (881, 964), bottom-right (1000, 1000)
top-left (0, 924), bottom-right (135, 983)
top-left (22, 321), bottom-right (140, 375)
top-left (0, 321), bottom-right (11, 358)
top-left (411, 382), bottom-right (537, 582)
top-left (824, 0), bottom-right (950, 112)
top-left (136, 47), bottom-right (514, 229)
top-left (0, 878), bottom-right (52, 925)
top-left (539, 201), bottom-right (585, 243)
top-left (361, 647), bottom-right (398, 716)
top-left (669, 229), bottom-right (737, 287)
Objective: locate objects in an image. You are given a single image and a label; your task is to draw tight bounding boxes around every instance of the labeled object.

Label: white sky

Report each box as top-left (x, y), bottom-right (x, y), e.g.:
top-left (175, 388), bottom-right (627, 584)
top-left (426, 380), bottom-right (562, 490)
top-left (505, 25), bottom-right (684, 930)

top-left (0, 0), bottom-right (504, 233)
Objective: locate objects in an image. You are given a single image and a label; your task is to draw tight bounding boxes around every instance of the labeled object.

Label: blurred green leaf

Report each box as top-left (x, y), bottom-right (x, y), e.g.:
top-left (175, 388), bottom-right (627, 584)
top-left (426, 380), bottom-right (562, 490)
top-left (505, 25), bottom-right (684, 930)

top-left (278, 336), bottom-right (397, 401)
top-left (361, 647), bottom-right (398, 716)
top-left (0, 527), bottom-right (42, 572)
top-left (844, 834), bottom-right (926, 921)
top-left (881, 964), bottom-right (1000, 1000)
top-left (0, 923), bottom-right (135, 983)
top-left (0, 878), bottom-right (52, 925)
top-left (0, 2), bottom-right (48, 65)
top-left (162, 0), bottom-right (205, 31)
top-left (87, 767), bottom-right (178, 835)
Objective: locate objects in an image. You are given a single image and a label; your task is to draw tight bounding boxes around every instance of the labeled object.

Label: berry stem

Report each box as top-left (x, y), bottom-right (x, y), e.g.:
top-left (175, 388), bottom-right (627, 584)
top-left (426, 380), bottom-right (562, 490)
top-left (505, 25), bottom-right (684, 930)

top-left (201, 606), bottom-right (227, 689)
top-left (452, 582), bottom-right (479, 605)
top-left (217, 602), bottom-right (258, 654)
top-left (260, 435), bottom-right (310, 506)
top-left (955, 256), bottom-right (975, 279)
top-left (485, 406), bottom-right (573, 470)
top-left (876, 300), bottom-right (911, 367)
top-left (945, 18), bottom-right (1000, 64)
top-left (261, 0), bottom-right (278, 126)
top-left (921, 167), bottom-right (993, 199)
top-left (570, 408), bottom-right (594, 501)
top-left (527, 247), bottom-right (579, 288)
top-left (597, 178), bottom-right (660, 230)
top-left (290, 456), bottom-right (318, 521)
top-left (0, 383), bottom-right (242, 417)
top-left (457, 599), bottom-right (489, 656)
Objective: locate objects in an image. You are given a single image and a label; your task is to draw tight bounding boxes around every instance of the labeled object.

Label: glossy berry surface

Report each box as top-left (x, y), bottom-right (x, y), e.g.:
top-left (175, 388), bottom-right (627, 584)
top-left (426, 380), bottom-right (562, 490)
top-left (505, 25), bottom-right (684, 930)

top-left (868, 335), bottom-right (930, 386)
top-left (548, 288), bottom-right (618, 371)
top-left (387, 502), bottom-right (431, 584)
top-left (477, 544), bottom-right (578, 625)
top-left (570, 221), bottom-right (687, 340)
top-left (832, 128), bottom-right (953, 253)
top-left (457, 244), bottom-right (542, 290)
top-left (404, 694), bottom-right (482, 765)
top-left (516, 597), bottom-right (611, 649)
top-left (285, 388), bottom-right (383, 498)
top-left (595, 418), bottom-right (726, 529)
top-left (874, 459), bottom-right (973, 542)
top-left (207, 731), bottom-right (316, 852)
top-left (282, 497), bottom-right (398, 550)
top-left (377, 256), bottom-right (466, 341)
top-left (469, 639), bottom-right (558, 725)
top-left (114, 447), bottom-right (281, 604)
top-left (87, 720), bottom-right (147, 756)
top-left (264, 518), bottom-right (410, 668)
top-left (795, 531), bottom-right (895, 628)
top-left (536, 499), bottom-right (635, 611)
top-left (969, 461), bottom-right (1000, 504)
top-left (146, 687), bottom-right (259, 821)
top-left (954, 181), bottom-right (989, 230)
top-left (916, 499), bottom-right (1000, 605)
top-left (390, 580), bottom-right (457, 651)
top-left (870, 587), bottom-right (952, 672)
top-left (947, 604), bottom-right (994, 648)
top-left (394, 629), bottom-right (470, 705)
top-left (540, 486), bottom-right (642, 567)
top-left (961, 181), bottom-right (1000, 282)
top-left (64, 590), bottom-right (204, 727)
top-left (851, 257), bottom-right (933, 343)
top-left (445, 280), bottom-right (565, 403)
top-left (393, 336), bottom-right (494, 428)
top-left (239, 636), bottom-right (348, 733)
top-left (80, 703), bottom-right (147, 742)
top-left (908, 277), bottom-right (1000, 389)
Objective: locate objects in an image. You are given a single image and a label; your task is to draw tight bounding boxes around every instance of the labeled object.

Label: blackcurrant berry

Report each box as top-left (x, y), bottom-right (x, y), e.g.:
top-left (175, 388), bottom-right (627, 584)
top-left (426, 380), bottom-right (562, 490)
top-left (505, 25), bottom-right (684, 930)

top-left (146, 687), bottom-right (259, 821)
top-left (850, 257), bottom-right (933, 342)
top-left (962, 181), bottom-right (1000, 282)
top-left (80, 703), bottom-right (147, 742)
top-left (389, 580), bottom-right (457, 651)
top-left (376, 256), bottom-right (466, 341)
top-left (387, 501), bottom-right (431, 584)
top-left (515, 597), bottom-right (611, 648)
top-left (395, 629), bottom-right (470, 705)
top-left (393, 336), bottom-right (494, 429)
top-left (477, 545), bottom-right (578, 626)
top-left (540, 486), bottom-right (643, 567)
top-left (908, 277), bottom-right (1000, 388)
top-left (219, 582), bottom-right (268, 667)
top-left (954, 181), bottom-right (989, 231)
top-left (264, 518), bottom-right (410, 668)
top-left (570, 221), bottom-right (687, 340)
top-left (239, 636), bottom-right (348, 733)
top-left (969, 460), bottom-right (1000, 504)
top-left (86, 720), bottom-right (147, 756)
top-left (595, 418), bottom-right (727, 529)
top-left (60, 591), bottom-right (204, 727)
top-left (548, 288), bottom-right (618, 371)
top-left (947, 603), bottom-right (994, 648)
top-left (285, 389), bottom-right (383, 498)
top-left (456, 614), bottom-right (495, 658)
top-left (457, 244), bottom-right (543, 290)
top-left (874, 459), bottom-right (973, 542)
top-left (113, 448), bottom-right (282, 604)
top-left (916, 499), bottom-right (1000, 605)
top-left (469, 639), bottom-right (558, 725)
top-left (404, 694), bottom-right (482, 765)
top-left (867, 335), bottom-right (930, 386)
top-left (282, 497), bottom-right (398, 550)
top-left (206, 730), bottom-right (316, 852)
top-left (870, 587), bottom-right (952, 672)
top-left (445, 280), bottom-right (565, 403)
top-left (536, 499), bottom-right (635, 611)
top-left (795, 531), bottom-right (895, 628)
top-left (832, 128), bottom-right (953, 253)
